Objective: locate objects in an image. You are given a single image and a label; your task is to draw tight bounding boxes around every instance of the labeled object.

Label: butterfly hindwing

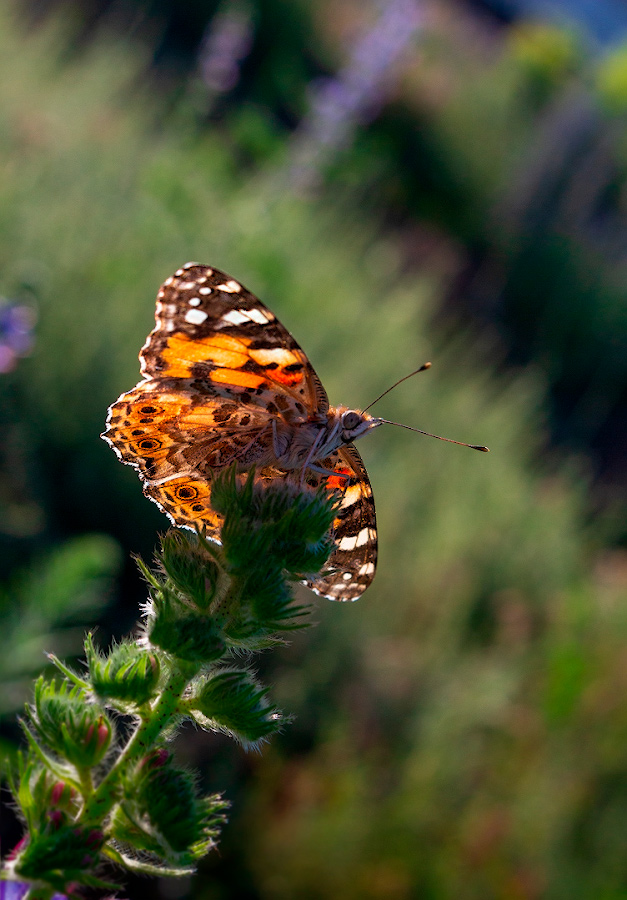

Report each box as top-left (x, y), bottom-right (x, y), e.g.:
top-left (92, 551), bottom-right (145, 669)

top-left (305, 444), bottom-right (377, 602)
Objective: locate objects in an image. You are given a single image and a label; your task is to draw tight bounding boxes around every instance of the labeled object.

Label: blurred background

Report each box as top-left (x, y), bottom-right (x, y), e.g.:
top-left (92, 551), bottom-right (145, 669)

top-left (1, 0), bottom-right (627, 897)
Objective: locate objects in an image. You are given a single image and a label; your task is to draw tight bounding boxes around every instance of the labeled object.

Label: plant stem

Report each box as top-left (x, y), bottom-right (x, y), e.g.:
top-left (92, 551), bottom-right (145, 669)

top-left (81, 662), bottom-right (195, 827)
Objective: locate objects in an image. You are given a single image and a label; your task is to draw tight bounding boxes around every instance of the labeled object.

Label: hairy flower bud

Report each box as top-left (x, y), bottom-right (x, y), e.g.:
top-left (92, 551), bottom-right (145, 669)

top-left (149, 601), bottom-right (226, 664)
top-left (87, 634), bottom-right (160, 706)
top-left (190, 669), bottom-right (283, 746)
top-left (29, 677), bottom-right (113, 768)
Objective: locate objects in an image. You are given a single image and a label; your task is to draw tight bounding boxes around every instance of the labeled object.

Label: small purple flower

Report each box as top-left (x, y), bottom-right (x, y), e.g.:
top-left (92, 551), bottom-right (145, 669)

top-left (287, 0), bottom-right (423, 189)
top-left (0, 881), bottom-right (66, 899)
top-left (198, 2), bottom-right (254, 95)
top-left (0, 298), bottom-right (36, 373)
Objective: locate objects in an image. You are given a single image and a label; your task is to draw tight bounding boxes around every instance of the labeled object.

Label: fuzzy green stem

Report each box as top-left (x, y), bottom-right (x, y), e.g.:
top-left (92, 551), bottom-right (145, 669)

top-left (79, 767), bottom-right (94, 801)
top-left (81, 661), bottom-right (195, 827)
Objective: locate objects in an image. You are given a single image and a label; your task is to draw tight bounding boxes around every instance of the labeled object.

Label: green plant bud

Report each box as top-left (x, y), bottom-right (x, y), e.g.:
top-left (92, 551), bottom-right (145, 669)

top-left (15, 822), bottom-right (105, 884)
top-left (29, 677), bottom-right (113, 768)
top-left (109, 804), bottom-right (165, 856)
top-left (209, 463), bottom-right (254, 519)
top-left (86, 635), bottom-right (160, 705)
top-left (268, 488), bottom-right (338, 575)
top-left (140, 747), bottom-right (170, 769)
top-left (248, 565), bottom-right (305, 622)
top-left (48, 780), bottom-right (76, 811)
top-left (135, 760), bottom-right (203, 853)
top-left (149, 611), bottom-right (226, 663)
top-left (191, 669), bottom-right (283, 745)
top-left (220, 514), bottom-right (274, 575)
top-left (159, 529), bottom-right (220, 610)
top-left (212, 467), bottom-right (336, 580)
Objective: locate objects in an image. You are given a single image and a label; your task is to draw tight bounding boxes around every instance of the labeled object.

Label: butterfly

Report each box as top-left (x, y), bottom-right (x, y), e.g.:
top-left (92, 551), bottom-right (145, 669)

top-left (102, 262), bottom-right (390, 601)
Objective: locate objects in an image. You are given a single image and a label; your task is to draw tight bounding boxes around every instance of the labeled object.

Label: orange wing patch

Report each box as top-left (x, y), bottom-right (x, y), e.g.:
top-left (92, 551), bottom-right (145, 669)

top-left (160, 332), bottom-right (252, 376)
top-left (143, 474), bottom-right (222, 536)
top-left (209, 368), bottom-right (267, 390)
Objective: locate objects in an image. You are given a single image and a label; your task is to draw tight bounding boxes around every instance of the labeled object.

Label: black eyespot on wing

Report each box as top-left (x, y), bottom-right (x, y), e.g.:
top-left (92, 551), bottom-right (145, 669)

top-left (175, 485), bottom-right (199, 501)
top-left (137, 438), bottom-right (162, 452)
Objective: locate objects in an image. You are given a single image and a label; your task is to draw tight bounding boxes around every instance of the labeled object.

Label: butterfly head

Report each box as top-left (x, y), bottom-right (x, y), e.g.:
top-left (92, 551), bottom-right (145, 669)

top-left (338, 408), bottom-right (382, 444)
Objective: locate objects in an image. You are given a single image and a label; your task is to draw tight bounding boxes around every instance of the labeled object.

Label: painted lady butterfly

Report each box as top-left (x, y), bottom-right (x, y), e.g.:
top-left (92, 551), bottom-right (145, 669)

top-left (102, 262), bottom-right (386, 602)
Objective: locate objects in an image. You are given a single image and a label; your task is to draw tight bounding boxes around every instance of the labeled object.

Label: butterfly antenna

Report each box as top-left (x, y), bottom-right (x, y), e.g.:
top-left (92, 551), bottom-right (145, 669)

top-left (362, 362), bottom-right (432, 413)
top-left (378, 419), bottom-right (490, 452)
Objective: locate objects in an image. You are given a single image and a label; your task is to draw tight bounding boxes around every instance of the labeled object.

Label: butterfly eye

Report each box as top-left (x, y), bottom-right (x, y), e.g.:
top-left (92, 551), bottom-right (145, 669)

top-left (342, 411), bottom-right (361, 432)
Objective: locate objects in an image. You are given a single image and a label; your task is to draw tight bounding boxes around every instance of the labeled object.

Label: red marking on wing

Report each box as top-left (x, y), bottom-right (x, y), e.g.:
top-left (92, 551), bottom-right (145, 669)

top-left (326, 467), bottom-right (352, 491)
top-left (268, 368), bottom-right (305, 387)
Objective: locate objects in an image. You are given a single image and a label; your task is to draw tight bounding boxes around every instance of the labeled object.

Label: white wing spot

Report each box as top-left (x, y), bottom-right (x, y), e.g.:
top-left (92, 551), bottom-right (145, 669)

top-left (199, 287), bottom-right (212, 295)
top-left (342, 572), bottom-right (352, 580)
top-left (358, 562), bottom-right (375, 577)
top-left (247, 308), bottom-right (273, 324)
top-left (249, 347), bottom-right (298, 367)
top-left (221, 309), bottom-right (251, 326)
top-left (178, 281), bottom-right (196, 290)
top-left (340, 484), bottom-right (362, 509)
top-left (189, 297), bottom-right (201, 306)
top-left (353, 527), bottom-right (372, 548)
top-left (164, 277), bottom-right (174, 286)
top-left (216, 280), bottom-right (241, 293)
top-left (185, 308), bottom-right (208, 325)
top-left (183, 261), bottom-right (200, 269)
top-left (327, 584), bottom-right (346, 595)
top-left (175, 269), bottom-right (185, 276)
top-left (158, 290), bottom-right (165, 298)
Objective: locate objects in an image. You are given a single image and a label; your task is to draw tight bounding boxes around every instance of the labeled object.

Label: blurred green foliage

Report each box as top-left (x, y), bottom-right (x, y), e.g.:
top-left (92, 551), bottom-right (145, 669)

top-left (0, 532), bottom-right (120, 781)
top-left (0, 4), bottom-right (626, 899)
top-left (18, 2), bottom-right (627, 482)
top-left (0, 535), bottom-right (121, 714)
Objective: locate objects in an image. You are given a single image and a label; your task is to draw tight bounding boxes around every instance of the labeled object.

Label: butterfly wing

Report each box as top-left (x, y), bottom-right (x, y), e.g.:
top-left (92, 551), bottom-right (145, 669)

top-left (140, 262), bottom-right (329, 418)
top-left (103, 378), bottom-right (275, 538)
top-left (304, 444), bottom-right (377, 602)
top-left (103, 262), bottom-right (330, 535)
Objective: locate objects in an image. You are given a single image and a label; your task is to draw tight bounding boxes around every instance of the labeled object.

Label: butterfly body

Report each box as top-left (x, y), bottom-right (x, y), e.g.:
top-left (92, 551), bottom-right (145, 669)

top-left (103, 263), bottom-right (380, 601)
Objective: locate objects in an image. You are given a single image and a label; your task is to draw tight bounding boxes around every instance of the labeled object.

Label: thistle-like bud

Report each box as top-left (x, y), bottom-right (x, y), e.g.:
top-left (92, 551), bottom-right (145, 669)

top-left (28, 677), bottom-right (113, 769)
top-left (14, 823), bottom-right (105, 886)
top-left (158, 529), bottom-right (220, 610)
top-left (48, 780), bottom-right (76, 815)
top-left (130, 755), bottom-right (226, 856)
top-left (148, 585), bottom-right (226, 664)
top-left (86, 634), bottom-right (160, 706)
top-left (212, 467), bottom-right (337, 578)
top-left (208, 468), bottom-right (338, 637)
top-left (189, 669), bottom-right (284, 746)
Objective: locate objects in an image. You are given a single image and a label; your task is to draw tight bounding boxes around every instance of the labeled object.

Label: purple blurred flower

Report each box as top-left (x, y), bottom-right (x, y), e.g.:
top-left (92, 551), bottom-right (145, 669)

top-left (0, 298), bottom-right (36, 373)
top-left (287, 0), bottom-right (423, 189)
top-left (198, 2), bottom-right (254, 95)
top-left (0, 881), bottom-right (65, 899)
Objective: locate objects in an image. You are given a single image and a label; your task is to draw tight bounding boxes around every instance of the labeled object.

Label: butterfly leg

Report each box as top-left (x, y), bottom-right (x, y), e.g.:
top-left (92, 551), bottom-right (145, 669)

top-left (237, 423), bottom-right (271, 465)
top-left (307, 463), bottom-right (351, 481)
top-left (298, 430), bottom-right (329, 486)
